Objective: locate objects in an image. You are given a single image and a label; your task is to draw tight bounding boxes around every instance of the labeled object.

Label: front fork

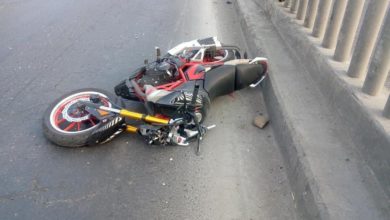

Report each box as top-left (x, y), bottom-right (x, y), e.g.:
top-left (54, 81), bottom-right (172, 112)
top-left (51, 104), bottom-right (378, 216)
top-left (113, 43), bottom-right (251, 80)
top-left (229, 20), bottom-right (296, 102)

top-left (80, 100), bottom-right (216, 146)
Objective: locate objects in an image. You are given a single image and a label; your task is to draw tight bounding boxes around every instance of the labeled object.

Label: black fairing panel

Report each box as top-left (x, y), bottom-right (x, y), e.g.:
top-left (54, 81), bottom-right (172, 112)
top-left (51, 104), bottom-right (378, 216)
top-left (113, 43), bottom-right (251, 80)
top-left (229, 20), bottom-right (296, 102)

top-left (152, 80), bottom-right (210, 119)
top-left (204, 65), bottom-right (236, 100)
top-left (235, 64), bottom-right (264, 90)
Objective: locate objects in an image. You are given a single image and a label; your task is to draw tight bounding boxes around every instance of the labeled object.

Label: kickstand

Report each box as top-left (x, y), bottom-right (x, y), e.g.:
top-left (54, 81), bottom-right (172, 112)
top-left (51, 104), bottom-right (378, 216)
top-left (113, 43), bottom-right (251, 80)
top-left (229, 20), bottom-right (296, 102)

top-left (196, 134), bottom-right (201, 156)
top-left (191, 112), bottom-right (202, 156)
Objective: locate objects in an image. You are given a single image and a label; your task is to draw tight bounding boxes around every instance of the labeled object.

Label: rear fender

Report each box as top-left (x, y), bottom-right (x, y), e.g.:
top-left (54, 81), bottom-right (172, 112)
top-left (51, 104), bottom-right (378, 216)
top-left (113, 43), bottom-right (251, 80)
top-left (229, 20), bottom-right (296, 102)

top-left (235, 64), bottom-right (266, 90)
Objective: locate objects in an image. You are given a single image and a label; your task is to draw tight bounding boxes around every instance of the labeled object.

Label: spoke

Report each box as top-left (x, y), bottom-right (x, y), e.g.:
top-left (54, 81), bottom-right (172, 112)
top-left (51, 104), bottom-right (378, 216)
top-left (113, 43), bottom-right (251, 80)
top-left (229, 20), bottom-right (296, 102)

top-left (56, 118), bottom-right (66, 125)
top-left (64, 122), bottom-right (76, 131)
top-left (89, 119), bottom-right (96, 126)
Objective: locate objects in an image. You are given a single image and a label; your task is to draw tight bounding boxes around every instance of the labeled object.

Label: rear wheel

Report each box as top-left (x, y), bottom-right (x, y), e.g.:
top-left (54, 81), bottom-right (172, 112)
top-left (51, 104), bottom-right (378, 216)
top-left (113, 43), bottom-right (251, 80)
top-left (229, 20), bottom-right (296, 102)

top-left (43, 88), bottom-right (123, 147)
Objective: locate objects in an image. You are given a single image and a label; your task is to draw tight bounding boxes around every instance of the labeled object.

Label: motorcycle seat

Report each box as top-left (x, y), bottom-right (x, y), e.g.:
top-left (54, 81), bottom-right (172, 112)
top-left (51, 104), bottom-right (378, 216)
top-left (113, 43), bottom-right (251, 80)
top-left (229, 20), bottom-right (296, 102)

top-left (204, 64), bottom-right (265, 100)
top-left (204, 65), bottom-right (236, 100)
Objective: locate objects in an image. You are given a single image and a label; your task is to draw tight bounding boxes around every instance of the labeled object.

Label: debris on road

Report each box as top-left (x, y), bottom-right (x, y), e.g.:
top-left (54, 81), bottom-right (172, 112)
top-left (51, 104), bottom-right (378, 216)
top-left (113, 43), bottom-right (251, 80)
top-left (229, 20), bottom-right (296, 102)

top-left (253, 114), bottom-right (269, 129)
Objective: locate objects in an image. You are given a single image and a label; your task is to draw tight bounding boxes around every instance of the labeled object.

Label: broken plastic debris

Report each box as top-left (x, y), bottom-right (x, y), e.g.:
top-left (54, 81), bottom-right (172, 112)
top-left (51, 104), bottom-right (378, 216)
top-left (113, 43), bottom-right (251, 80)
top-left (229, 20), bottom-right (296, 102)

top-left (253, 115), bottom-right (269, 129)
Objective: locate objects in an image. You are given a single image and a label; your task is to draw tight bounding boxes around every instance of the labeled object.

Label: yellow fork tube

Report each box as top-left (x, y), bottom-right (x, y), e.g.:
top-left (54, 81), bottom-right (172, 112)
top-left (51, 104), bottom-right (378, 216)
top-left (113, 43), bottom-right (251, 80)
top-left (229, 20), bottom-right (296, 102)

top-left (119, 109), bottom-right (170, 124)
top-left (126, 125), bottom-right (138, 133)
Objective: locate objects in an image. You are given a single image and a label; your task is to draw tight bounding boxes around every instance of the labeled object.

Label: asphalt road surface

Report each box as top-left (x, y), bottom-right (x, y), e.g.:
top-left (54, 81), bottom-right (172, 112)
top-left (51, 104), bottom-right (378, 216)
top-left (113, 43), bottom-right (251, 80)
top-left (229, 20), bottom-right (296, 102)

top-left (0, 0), bottom-right (296, 219)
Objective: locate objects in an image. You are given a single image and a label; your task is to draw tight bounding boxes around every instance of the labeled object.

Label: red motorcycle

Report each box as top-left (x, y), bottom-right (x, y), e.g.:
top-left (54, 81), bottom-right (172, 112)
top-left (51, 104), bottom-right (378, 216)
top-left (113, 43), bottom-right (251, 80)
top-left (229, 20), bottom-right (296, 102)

top-left (43, 38), bottom-right (268, 153)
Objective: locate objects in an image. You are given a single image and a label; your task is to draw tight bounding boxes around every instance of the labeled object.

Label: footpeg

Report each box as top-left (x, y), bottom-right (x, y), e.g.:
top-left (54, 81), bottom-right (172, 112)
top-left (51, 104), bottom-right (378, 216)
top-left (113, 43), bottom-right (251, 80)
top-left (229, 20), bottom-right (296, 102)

top-left (207, 124), bottom-right (216, 130)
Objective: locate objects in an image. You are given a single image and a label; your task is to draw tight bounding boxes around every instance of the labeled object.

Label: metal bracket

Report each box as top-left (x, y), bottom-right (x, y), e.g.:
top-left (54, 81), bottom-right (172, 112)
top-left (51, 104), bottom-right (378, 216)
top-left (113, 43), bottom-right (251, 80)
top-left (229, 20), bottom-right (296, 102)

top-left (250, 75), bottom-right (266, 88)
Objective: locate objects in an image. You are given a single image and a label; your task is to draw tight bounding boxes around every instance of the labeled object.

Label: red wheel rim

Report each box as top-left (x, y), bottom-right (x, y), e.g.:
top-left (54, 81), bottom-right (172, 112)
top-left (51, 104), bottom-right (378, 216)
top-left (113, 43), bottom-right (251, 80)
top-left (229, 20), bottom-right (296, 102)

top-left (49, 91), bottom-right (111, 133)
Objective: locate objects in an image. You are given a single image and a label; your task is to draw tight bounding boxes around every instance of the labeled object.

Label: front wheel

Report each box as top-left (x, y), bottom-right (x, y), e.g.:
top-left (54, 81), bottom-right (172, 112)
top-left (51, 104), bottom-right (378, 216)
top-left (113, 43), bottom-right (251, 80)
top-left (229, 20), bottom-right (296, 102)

top-left (43, 88), bottom-right (123, 147)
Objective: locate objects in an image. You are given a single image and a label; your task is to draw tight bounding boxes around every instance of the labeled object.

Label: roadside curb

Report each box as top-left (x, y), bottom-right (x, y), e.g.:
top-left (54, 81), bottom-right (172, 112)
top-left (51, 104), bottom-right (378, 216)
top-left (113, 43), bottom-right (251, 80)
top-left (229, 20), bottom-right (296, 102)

top-left (235, 1), bottom-right (328, 219)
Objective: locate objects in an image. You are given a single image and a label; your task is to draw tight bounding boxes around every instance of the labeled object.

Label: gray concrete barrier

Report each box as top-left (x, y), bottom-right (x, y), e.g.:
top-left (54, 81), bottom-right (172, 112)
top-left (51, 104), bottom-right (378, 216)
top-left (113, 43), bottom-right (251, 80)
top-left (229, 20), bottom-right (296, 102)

top-left (278, 0), bottom-right (390, 118)
top-left (269, 0), bottom-right (390, 201)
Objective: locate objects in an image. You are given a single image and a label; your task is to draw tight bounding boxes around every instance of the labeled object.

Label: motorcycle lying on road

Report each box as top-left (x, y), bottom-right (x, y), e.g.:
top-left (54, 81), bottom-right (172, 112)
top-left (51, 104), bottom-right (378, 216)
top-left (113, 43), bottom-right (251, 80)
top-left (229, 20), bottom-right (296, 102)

top-left (43, 38), bottom-right (268, 153)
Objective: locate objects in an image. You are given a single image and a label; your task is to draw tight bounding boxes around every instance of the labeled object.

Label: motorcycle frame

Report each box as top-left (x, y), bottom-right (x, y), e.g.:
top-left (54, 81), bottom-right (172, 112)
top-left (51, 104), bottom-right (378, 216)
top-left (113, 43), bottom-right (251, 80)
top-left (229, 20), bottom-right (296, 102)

top-left (136, 46), bottom-right (238, 93)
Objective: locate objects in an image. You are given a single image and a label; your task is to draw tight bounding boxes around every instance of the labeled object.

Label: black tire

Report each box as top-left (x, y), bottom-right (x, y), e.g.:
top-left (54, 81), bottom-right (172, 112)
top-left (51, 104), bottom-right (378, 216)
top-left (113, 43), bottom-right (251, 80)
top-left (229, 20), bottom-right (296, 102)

top-left (43, 88), bottom-right (123, 147)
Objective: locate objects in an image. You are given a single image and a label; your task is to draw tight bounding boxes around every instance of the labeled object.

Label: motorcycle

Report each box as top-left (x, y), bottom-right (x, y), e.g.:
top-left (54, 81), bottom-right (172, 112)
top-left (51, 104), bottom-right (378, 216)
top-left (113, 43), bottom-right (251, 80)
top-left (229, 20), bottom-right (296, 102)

top-left (42, 39), bottom-right (268, 154)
